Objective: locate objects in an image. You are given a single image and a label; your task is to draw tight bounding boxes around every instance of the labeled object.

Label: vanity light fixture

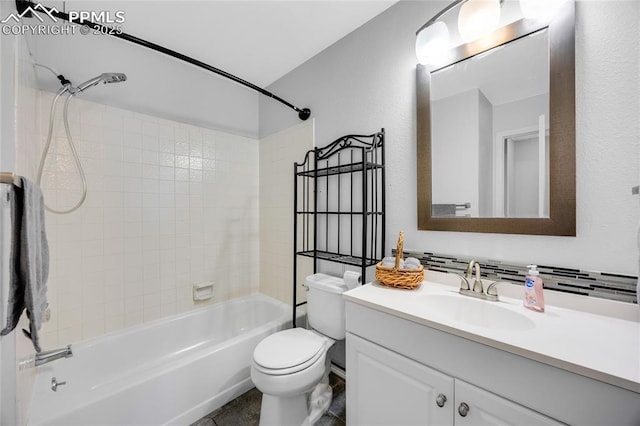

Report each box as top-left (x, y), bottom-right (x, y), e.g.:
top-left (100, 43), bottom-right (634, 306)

top-left (458, 0), bottom-right (502, 43)
top-left (415, 0), bottom-right (566, 66)
top-left (415, 20), bottom-right (451, 66)
top-left (415, 0), bottom-right (504, 66)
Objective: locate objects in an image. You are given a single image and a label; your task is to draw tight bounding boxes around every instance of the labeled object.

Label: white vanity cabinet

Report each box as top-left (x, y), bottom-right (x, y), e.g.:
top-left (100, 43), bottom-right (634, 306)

top-left (347, 333), bottom-right (562, 426)
top-left (452, 380), bottom-right (561, 426)
top-left (347, 332), bottom-right (454, 425)
top-left (345, 294), bottom-right (640, 426)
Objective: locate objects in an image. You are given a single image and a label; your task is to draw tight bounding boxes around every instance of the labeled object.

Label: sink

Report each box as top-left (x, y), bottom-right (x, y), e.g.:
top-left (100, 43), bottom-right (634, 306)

top-left (420, 294), bottom-right (536, 331)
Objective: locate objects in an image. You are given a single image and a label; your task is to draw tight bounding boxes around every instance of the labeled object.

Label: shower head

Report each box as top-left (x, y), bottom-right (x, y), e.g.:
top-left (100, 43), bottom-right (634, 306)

top-left (75, 73), bottom-right (127, 93)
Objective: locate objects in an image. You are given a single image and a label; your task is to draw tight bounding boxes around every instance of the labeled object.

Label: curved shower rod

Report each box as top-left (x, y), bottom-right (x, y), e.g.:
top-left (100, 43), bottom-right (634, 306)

top-left (16, 0), bottom-right (311, 121)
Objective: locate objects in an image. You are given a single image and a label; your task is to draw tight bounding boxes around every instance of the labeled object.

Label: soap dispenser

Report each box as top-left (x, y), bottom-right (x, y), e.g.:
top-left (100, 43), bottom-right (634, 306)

top-left (523, 265), bottom-right (545, 312)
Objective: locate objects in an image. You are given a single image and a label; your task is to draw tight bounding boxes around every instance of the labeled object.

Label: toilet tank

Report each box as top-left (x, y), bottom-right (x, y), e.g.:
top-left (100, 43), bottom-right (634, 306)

top-left (305, 273), bottom-right (349, 340)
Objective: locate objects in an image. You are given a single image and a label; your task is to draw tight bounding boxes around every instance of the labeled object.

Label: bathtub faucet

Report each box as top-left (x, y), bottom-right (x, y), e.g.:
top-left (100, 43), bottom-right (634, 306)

top-left (35, 344), bottom-right (73, 367)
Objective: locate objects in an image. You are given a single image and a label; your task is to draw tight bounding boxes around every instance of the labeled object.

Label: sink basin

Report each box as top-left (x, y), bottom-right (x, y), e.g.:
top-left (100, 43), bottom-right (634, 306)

top-left (420, 294), bottom-right (536, 331)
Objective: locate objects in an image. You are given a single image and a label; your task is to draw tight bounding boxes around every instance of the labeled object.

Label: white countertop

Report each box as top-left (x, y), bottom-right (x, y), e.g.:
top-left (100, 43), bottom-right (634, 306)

top-left (344, 277), bottom-right (640, 394)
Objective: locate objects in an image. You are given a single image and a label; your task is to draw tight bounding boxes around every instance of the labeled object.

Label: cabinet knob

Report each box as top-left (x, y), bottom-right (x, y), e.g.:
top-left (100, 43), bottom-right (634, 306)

top-left (458, 402), bottom-right (470, 417)
top-left (435, 393), bottom-right (447, 408)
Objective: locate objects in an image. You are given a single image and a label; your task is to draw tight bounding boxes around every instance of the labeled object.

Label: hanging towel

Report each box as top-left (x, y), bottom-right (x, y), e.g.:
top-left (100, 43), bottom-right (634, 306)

top-left (0, 177), bottom-right (49, 352)
top-left (431, 204), bottom-right (457, 217)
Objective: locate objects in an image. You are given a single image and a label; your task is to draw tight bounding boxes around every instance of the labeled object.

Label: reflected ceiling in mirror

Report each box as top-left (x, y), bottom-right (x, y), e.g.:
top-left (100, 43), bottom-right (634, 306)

top-left (416, 0), bottom-right (575, 236)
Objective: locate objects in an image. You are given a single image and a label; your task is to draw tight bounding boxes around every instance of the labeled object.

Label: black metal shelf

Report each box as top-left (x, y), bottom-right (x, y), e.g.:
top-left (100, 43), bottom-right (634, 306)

top-left (296, 162), bottom-right (383, 177)
top-left (292, 129), bottom-right (385, 328)
top-left (296, 211), bottom-right (385, 215)
top-left (296, 250), bottom-right (379, 267)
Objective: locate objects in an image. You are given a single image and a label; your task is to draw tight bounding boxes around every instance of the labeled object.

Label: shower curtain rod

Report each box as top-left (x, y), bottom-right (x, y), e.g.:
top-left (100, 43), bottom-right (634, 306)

top-left (15, 0), bottom-right (311, 121)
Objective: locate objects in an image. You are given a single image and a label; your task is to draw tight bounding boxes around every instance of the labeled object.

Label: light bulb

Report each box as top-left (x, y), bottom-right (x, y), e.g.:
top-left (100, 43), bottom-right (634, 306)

top-left (458, 0), bottom-right (501, 43)
top-left (415, 21), bottom-right (450, 66)
top-left (520, 0), bottom-right (565, 20)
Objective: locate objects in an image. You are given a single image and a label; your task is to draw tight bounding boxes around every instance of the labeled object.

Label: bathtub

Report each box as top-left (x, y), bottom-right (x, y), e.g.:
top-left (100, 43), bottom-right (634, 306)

top-left (28, 293), bottom-right (299, 425)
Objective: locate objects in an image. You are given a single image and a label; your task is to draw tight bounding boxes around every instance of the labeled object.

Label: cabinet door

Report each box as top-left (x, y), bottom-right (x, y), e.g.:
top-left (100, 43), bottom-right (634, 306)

top-left (347, 333), bottom-right (454, 426)
top-left (455, 380), bottom-right (564, 426)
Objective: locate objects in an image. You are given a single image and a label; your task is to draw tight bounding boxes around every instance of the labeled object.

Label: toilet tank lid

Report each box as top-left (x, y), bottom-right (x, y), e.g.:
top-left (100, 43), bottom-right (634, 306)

top-left (305, 273), bottom-right (348, 294)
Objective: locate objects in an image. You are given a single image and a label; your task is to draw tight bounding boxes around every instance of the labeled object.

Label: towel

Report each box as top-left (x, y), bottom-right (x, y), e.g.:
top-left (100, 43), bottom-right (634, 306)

top-left (431, 204), bottom-right (456, 217)
top-left (0, 177), bottom-right (49, 352)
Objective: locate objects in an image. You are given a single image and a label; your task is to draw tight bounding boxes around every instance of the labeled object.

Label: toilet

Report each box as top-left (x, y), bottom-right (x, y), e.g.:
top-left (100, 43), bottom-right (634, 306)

top-left (251, 273), bottom-right (354, 426)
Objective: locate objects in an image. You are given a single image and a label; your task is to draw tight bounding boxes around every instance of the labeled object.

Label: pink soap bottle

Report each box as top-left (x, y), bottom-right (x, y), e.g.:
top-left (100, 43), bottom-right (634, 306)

top-left (523, 265), bottom-right (545, 312)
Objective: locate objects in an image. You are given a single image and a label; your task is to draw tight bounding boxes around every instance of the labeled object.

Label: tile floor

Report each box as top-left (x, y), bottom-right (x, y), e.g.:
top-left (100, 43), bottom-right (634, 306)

top-left (192, 373), bottom-right (346, 426)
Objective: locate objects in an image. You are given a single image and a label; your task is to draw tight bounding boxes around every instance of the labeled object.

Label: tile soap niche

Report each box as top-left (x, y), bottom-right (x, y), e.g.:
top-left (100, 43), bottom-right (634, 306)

top-left (193, 282), bottom-right (214, 301)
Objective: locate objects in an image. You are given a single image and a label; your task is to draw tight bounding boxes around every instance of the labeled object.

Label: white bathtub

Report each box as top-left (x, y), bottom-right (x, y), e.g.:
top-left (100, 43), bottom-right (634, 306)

top-left (28, 293), bottom-right (298, 425)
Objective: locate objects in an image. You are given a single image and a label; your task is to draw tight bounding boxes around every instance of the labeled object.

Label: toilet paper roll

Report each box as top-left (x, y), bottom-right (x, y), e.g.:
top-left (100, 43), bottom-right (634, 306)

top-left (343, 271), bottom-right (362, 290)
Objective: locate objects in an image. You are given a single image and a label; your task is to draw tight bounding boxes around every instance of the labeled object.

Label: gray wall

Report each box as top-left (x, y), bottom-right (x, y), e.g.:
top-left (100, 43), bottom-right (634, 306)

top-left (432, 88), bottom-right (480, 217)
top-left (478, 90), bottom-right (493, 217)
top-left (259, 1), bottom-right (640, 275)
top-left (494, 93), bottom-right (548, 136)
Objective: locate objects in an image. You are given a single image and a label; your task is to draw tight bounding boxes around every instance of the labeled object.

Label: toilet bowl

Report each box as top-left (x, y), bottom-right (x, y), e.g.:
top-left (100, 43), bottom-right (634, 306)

top-left (251, 328), bottom-right (332, 397)
top-left (250, 273), bottom-right (355, 426)
top-left (251, 328), bottom-right (334, 425)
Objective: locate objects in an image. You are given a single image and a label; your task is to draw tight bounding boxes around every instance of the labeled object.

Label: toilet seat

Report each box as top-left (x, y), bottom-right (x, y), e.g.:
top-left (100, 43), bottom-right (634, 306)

top-left (253, 328), bottom-right (327, 376)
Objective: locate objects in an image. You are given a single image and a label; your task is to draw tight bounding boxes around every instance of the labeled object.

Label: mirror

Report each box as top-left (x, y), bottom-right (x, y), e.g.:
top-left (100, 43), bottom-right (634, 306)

top-left (431, 29), bottom-right (549, 218)
top-left (417, 0), bottom-right (575, 235)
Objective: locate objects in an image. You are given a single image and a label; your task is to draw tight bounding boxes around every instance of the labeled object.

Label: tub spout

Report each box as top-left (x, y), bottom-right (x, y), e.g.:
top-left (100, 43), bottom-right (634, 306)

top-left (35, 345), bottom-right (73, 367)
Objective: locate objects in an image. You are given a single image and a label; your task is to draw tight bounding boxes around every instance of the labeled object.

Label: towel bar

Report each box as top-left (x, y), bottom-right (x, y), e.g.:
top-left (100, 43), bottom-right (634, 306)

top-left (0, 172), bottom-right (22, 188)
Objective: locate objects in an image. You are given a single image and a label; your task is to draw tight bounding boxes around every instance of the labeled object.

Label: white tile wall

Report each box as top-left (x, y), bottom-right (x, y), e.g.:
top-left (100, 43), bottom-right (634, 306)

top-left (38, 92), bottom-right (259, 347)
top-left (259, 121), bottom-right (314, 304)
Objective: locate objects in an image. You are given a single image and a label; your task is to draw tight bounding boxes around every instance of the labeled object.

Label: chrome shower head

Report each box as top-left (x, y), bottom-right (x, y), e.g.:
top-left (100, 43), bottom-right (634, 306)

top-left (76, 73), bottom-right (127, 93)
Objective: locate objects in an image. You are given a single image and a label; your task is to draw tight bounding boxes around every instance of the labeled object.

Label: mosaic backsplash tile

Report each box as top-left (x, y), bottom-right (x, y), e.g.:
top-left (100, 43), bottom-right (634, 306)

top-left (394, 250), bottom-right (638, 305)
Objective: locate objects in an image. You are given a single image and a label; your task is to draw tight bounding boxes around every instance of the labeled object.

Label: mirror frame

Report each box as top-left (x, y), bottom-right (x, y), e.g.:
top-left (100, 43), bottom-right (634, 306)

top-left (417, 0), bottom-right (575, 236)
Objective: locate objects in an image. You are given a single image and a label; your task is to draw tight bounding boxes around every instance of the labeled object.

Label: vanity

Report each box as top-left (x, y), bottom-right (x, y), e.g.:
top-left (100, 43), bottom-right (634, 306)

top-left (344, 273), bottom-right (640, 425)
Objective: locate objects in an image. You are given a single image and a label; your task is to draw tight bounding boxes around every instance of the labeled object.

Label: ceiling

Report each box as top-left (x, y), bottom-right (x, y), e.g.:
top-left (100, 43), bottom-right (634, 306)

top-left (27, 1), bottom-right (396, 135)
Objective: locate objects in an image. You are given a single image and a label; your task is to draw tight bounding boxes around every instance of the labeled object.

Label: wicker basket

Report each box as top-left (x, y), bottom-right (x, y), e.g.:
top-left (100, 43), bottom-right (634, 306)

top-left (375, 232), bottom-right (424, 289)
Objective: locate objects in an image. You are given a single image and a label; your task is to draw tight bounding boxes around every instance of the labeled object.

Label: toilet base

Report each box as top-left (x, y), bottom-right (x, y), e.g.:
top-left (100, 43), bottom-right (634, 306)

top-left (259, 393), bottom-right (309, 426)
top-left (308, 375), bottom-right (332, 425)
top-left (257, 360), bottom-right (333, 426)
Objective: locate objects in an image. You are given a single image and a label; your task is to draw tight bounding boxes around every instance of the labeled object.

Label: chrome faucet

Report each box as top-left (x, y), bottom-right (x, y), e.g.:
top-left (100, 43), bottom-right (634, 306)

top-left (35, 345), bottom-right (73, 367)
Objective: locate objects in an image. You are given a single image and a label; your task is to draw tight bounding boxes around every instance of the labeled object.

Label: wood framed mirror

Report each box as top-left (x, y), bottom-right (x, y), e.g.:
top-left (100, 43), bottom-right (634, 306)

top-left (417, 0), bottom-right (575, 235)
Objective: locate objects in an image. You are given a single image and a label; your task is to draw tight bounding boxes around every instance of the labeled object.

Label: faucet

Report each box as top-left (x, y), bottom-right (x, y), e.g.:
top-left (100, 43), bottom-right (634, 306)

top-left (466, 260), bottom-right (484, 294)
top-left (457, 260), bottom-right (513, 302)
top-left (35, 345), bottom-right (73, 367)
top-left (458, 260), bottom-right (502, 301)
top-left (485, 281), bottom-right (511, 302)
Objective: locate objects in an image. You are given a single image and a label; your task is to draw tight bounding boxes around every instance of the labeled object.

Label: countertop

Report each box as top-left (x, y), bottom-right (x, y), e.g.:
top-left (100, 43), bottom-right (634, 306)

top-left (344, 276), bottom-right (640, 394)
